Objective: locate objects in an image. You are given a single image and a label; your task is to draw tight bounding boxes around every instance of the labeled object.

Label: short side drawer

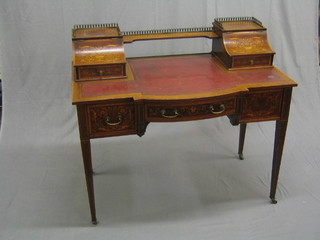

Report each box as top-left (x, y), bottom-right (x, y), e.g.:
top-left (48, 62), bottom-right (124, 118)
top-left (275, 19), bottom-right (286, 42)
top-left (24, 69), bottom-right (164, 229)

top-left (240, 89), bottom-right (283, 122)
top-left (145, 97), bottom-right (236, 122)
top-left (233, 55), bottom-right (273, 68)
top-left (87, 102), bottom-right (136, 137)
top-left (77, 64), bottom-right (126, 80)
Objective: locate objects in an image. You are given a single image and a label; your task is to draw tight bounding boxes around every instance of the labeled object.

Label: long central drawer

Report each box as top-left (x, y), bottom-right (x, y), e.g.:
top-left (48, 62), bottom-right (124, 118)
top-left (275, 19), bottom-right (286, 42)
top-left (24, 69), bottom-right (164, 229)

top-left (145, 97), bottom-right (236, 122)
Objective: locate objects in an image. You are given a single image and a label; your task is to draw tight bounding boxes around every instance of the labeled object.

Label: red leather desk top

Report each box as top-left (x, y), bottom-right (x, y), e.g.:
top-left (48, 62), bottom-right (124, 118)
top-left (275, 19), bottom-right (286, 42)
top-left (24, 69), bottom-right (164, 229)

top-left (73, 54), bottom-right (296, 103)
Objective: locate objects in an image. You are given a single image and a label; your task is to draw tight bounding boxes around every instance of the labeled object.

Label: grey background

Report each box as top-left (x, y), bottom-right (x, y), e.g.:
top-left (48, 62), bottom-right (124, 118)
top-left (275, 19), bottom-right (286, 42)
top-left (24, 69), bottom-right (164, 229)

top-left (0, 0), bottom-right (319, 239)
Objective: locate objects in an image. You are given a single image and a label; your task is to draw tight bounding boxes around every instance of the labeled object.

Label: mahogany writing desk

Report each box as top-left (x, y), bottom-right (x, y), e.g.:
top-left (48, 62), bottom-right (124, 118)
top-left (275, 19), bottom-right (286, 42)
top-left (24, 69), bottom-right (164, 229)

top-left (72, 53), bottom-right (297, 224)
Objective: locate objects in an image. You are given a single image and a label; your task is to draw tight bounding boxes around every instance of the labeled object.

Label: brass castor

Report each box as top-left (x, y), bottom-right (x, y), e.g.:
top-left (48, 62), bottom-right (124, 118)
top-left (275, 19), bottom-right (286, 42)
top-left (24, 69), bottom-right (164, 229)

top-left (270, 198), bottom-right (278, 204)
top-left (92, 220), bottom-right (98, 225)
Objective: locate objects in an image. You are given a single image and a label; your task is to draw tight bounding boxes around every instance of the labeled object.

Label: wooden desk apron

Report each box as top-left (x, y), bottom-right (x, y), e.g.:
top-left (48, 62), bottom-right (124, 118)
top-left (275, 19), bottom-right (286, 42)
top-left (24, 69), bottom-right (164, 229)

top-left (73, 54), bottom-right (296, 138)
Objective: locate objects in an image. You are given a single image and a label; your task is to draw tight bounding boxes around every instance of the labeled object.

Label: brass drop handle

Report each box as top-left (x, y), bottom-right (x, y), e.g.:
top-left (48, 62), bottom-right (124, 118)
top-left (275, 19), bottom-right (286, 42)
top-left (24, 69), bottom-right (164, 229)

top-left (99, 70), bottom-right (104, 76)
top-left (209, 104), bottom-right (225, 115)
top-left (161, 108), bottom-right (179, 118)
top-left (105, 115), bottom-right (122, 126)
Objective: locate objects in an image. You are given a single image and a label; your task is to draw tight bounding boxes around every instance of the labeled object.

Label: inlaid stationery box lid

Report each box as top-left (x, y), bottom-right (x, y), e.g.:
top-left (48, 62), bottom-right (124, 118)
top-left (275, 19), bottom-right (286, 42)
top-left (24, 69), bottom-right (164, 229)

top-left (212, 17), bottom-right (275, 70)
top-left (72, 23), bottom-right (121, 39)
top-left (72, 24), bottom-right (127, 81)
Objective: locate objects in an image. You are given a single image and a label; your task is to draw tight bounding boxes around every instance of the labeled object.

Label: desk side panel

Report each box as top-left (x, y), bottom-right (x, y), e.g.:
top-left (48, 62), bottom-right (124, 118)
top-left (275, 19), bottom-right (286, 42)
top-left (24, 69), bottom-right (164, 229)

top-left (239, 88), bottom-right (285, 123)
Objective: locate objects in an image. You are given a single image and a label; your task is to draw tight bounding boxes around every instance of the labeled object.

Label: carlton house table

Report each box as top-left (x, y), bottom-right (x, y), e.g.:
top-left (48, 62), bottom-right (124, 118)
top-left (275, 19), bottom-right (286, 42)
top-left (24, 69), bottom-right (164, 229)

top-left (71, 17), bottom-right (297, 224)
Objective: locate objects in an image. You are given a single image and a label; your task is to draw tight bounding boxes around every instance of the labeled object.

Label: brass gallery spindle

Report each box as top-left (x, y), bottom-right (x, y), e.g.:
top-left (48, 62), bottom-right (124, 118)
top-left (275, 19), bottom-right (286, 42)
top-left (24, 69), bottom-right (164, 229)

top-left (121, 27), bottom-right (217, 43)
